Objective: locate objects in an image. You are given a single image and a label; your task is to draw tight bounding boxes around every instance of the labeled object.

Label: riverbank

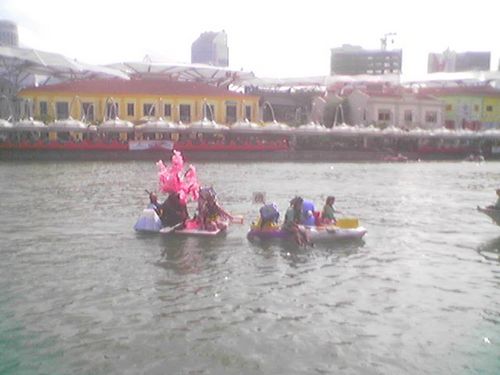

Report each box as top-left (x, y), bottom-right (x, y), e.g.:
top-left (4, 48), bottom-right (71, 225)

top-left (2, 149), bottom-right (498, 162)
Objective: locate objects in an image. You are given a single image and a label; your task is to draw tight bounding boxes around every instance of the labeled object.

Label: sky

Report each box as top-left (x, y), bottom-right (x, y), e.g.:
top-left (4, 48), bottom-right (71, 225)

top-left (1, 0), bottom-right (499, 79)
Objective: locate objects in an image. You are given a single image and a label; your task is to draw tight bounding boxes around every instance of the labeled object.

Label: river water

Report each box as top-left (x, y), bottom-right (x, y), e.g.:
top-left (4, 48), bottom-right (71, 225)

top-left (0, 159), bottom-right (499, 375)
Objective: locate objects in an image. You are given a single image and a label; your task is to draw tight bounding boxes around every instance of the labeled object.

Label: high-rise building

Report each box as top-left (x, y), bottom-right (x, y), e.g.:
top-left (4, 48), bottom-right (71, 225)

top-left (191, 31), bottom-right (229, 67)
top-left (330, 44), bottom-right (402, 75)
top-left (427, 50), bottom-right (490, 73)
top-left (0, 20), bottom-right (19, 47)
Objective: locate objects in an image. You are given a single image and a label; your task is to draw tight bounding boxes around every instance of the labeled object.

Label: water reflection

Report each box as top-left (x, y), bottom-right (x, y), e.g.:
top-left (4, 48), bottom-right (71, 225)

top-left (249, 237), bottom-right (365, 267)
top-left (156, 234), bottom-right (226, 274)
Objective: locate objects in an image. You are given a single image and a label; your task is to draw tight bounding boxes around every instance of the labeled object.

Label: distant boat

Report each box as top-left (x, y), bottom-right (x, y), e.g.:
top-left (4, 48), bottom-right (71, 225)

top-left (383, 153), bottom-right (408, 162)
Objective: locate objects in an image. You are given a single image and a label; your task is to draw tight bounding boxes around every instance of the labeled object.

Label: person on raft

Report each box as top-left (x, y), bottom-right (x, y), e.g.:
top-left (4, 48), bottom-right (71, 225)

top-left (197, 187), bottom-right (234, 231)
top-left (283, 196), bottom-right (312, 246)
top-left (148, 192), bottom-right (162, 216)
top-left (160, 192), bottom-right (189, 228)
top-left (321, 196), bottom-right (341, 225)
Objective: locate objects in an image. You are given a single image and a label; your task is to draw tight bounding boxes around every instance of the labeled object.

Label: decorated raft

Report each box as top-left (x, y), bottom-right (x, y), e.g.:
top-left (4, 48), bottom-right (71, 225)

top-left (134, 150), bottom-right (233, 236)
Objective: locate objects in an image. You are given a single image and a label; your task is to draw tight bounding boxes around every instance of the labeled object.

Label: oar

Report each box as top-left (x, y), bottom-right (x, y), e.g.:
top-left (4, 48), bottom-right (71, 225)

top-left (159, 222), bottom-right (183, 234)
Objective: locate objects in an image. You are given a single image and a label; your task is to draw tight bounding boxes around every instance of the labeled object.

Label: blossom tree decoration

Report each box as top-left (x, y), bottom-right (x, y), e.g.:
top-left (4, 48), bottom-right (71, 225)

top-left (156, 150), bottom-right (200, 204)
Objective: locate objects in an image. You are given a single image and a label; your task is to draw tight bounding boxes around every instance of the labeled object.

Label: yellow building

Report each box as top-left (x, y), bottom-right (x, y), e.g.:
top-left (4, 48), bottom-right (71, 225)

top-left (18, 78), bottom-right (260, 125)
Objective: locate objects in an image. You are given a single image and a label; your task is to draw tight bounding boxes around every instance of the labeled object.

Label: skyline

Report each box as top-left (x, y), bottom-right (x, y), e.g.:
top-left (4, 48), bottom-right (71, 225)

top-left (1, 0), bottom-right (499, 79)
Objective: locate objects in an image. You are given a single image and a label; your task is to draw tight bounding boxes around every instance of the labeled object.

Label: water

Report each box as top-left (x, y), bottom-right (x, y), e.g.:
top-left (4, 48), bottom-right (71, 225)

top-left (0, 159), bottom-right (499, 375)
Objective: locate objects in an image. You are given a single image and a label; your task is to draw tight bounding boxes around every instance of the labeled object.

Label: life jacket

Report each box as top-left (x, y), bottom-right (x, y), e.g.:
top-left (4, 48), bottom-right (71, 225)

top-left (260, 203), bottom-right (280, 222)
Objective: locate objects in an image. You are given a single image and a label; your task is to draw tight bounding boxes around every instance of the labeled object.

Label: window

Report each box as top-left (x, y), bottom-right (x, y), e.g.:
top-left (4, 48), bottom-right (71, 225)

top-left (164, 104), bottom-right (172, 118)
top-left (56, 102), bottom-right (69, 119)
top-left (404, 110), bottom-right (413, 123)
top-left (226, 103), bottom-right (237, 124)
top-left (486, 105), bottom-right (493, 112)
top-left (106, 103), bottom-right (119, 119)
top-left (377, 109), bottom-right (391, 122)
top-left (425, 111), bottom-right (437, 123)
top-left (82, 103), bottom-right (94, 121)
top-left (245, 105), bottom-right (252, 121)
top-left (127, 103), bottom-right (135, 117)
top-left (474, 104), bottom-right (479, 112)
top-left (39, 101), bottom-right (48, 116)
top-left (143, 103), bottom-right (155, 117)
top-left (179, 104), bottom-right (191, 123)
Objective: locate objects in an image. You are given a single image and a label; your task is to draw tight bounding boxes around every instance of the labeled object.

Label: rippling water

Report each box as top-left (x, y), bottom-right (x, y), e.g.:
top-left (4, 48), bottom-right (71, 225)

top-left (0, 159), bottom-right (499, 374)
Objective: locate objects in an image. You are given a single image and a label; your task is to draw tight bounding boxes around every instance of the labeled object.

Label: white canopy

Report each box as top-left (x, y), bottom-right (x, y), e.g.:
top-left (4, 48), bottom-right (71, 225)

top-left (99, 118), bottom-right (134, 131)
top-left (48, 117), bottom-right (87, 131)
top-left (108, 60), bottom-right (254, 87)
top-left (14, 118), bottom-right (46, 129)
top-left (0, 45), bottom-right (129, 88)
top-left (135, 118), bottom-right (178, 131)
top-left (189, 117), bottom-right (228, 131)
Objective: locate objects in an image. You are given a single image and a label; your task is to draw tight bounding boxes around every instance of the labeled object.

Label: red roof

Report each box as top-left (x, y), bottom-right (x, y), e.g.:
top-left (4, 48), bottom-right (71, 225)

top-left (20, 78), bottom-right (254, 98)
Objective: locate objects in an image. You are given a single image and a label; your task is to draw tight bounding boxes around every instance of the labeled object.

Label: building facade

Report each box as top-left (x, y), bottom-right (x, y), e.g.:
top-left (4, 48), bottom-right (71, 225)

top-left (427, 50), bottom-right (490, 73)
top-left (330, 45), bottom-right (403, 75)
top-left (18, 78), bottom-right (259, 125)
top-left (191, 31), bottom-right (229, 67)
top-left (421, 87), bottom-right (500, 130)
top-left (346, 89), bottom-right (445, 129)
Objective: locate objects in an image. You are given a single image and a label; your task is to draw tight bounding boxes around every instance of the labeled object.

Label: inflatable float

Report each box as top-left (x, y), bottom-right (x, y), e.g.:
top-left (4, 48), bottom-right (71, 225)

top-left (477, 206), bottom-right (500, 226)
top-left (134, 209), bottom-right (226, 236)
top-left (247, 217), bottom-right (367, 242)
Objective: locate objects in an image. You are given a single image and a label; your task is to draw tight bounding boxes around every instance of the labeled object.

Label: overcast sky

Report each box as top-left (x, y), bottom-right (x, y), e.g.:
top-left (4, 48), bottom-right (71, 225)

top-left (2, 0), bottom-right (499, 79)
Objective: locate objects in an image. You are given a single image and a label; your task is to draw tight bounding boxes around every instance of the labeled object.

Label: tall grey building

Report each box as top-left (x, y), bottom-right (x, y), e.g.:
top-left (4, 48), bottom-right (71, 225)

top-left (428, 50), bottom-right (490, 72)
top-left (330, 44), bottom-right (402, 75)
top-left (191, 31), bottom-right (228, 67)
top-left (0, 20), bottom-right (19, 47)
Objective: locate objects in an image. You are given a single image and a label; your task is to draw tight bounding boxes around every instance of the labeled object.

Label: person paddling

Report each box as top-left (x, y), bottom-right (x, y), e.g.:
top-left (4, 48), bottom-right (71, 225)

top-left (283, 196), bottom-right (312, 247)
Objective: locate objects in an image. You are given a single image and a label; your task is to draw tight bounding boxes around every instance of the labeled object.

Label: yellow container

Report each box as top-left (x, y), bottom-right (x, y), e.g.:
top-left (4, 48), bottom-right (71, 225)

top-left (337, 217), bottom-right (359, 229)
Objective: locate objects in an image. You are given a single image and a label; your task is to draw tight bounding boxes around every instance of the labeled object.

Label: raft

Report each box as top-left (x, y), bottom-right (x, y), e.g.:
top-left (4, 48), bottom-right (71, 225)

top-left (134, 208), bottom-right (226, 235)
top-left (247, 217), bottom-right (367, 242)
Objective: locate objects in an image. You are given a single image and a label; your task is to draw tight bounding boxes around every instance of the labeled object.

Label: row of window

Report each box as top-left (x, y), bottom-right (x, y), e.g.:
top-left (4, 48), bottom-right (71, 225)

top-left (377, 109), bottom-right (438, 123)
top-left (38, 101), bottom-right (253, 123)
top-left (445, 104), bottom-right (496, 112)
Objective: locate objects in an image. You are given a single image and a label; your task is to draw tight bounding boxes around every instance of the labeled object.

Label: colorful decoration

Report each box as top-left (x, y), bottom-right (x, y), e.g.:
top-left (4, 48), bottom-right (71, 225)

top-left (156, 150), bottom-right (200, 204)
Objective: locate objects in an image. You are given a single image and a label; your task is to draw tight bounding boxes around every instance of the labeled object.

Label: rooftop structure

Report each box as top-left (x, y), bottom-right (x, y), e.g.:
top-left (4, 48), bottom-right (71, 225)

top-left (191, 31), bottom-right (229, 67)
top-left (0, 20), bottom-right (18, 47)
top-left (330, 44), bottom-right (403, 76)
top-left (427, 50), bottom-right (490, 73)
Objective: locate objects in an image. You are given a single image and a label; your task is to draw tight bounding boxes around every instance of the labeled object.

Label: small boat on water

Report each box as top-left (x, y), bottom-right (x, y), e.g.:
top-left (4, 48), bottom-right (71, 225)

top-left (134, 208), bottom-right (227, 236)
top-left (382, 153), bottom-right (408, 162)
top-left (247, 217), bottom-right (367, 243)
top-left (477, 206), bottom-right (500, 226)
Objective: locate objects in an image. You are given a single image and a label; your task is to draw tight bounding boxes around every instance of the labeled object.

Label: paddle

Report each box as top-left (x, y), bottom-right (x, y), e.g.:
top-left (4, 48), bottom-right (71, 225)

top-left (159, 222), bottom-right (183, 234)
